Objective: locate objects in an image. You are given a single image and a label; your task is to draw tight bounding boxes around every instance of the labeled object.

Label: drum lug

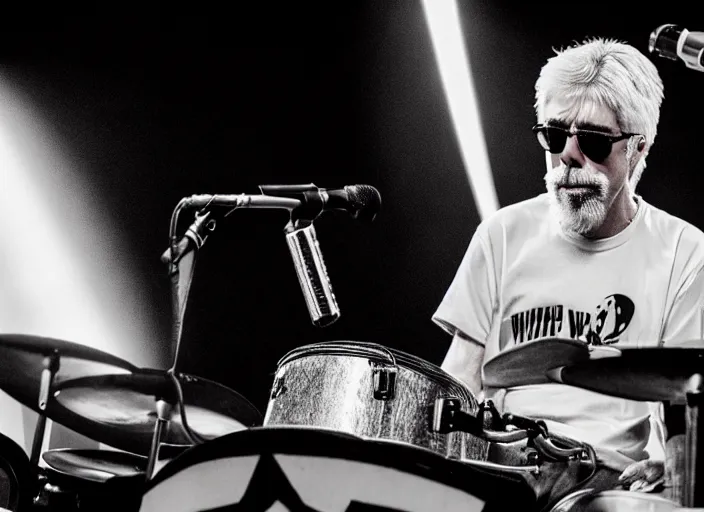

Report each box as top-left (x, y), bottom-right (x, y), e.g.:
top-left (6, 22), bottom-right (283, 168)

top-left (271, 373), bottom-right (287, 399)
top-left (371, 363), bottom-right (397, 400)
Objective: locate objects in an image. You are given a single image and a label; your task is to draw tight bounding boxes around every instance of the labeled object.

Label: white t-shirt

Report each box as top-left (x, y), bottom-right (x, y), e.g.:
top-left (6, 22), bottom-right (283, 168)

top-left (433, 193), bottom-right (704, 471)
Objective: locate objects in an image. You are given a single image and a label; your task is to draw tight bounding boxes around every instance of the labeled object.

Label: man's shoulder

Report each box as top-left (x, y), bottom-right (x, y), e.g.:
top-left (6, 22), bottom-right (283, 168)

top-left (642, 200), bottom-right (704, 244)
top-left (480, 194), bottom-right (551, 233)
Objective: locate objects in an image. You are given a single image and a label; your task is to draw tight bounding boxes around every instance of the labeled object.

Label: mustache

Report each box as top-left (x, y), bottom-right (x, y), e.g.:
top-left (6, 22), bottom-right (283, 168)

top-left (549, 166), bottom-right (606, 189)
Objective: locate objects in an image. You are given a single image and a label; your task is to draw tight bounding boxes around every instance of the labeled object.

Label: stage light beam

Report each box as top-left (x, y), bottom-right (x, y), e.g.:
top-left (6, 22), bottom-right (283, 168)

top-left (0, 73), bottom-right (161, 453)
top-left (421, 0), bottom-right (500, 219)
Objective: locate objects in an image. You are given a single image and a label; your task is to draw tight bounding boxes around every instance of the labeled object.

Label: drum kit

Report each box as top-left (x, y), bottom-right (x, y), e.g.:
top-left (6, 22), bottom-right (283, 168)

top-left (0, 191), bottom-right (702, 511)
top-left (1, 335), bottom-right (701, 512)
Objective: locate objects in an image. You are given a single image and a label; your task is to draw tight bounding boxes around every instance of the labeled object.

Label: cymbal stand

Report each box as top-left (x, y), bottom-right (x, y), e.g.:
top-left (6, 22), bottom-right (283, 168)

top-left (30, 350), bottom-right (59, 503)
top-left (684, 373), bottom-right (704, 507)
top-left (145, 399), bottom-right (173, 480)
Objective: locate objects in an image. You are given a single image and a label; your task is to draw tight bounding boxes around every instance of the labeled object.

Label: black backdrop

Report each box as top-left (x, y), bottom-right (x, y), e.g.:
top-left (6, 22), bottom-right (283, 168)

top-left (1, 3), bottom-right (702, 415)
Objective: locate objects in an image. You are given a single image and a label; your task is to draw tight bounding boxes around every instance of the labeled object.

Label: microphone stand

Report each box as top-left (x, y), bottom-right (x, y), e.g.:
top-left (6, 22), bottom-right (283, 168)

top-left (163, 192), bottom-right (300, 371)
top-left (164, 201), bottom-right (217, 372)
top-left (153, 191), bottom-right (302, 479)
top-left (148, 200), bottom-right (218, 480)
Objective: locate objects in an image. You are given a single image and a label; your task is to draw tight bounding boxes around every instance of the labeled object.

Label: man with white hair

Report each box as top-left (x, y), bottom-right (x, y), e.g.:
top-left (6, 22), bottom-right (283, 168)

top-left (433, 37), bottom-right (704, 506)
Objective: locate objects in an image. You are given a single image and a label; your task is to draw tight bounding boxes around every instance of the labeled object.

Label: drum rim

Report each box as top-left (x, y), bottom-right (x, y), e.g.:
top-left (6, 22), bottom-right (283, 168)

top-left (142, 426), bottom-right (534, 502)
top-left (579, 489), bottom-right (681, 504)
top-left (548, 488), bottom-right (680, 512)
top-left (276, 341), bottom-right (478, 409)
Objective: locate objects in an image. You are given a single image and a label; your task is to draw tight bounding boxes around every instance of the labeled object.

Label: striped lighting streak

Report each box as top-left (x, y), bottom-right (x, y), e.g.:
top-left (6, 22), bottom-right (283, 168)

top-left (420, 0), bottom-right (499, 219)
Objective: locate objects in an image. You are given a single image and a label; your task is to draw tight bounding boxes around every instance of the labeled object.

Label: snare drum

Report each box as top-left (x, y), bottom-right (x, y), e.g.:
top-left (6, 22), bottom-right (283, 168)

top-left (139, 426), bottom-right (535, 512)
top-left (548, 489), bottom-right (681, 512)
top-left (263, 341), bottom-right (489, 461)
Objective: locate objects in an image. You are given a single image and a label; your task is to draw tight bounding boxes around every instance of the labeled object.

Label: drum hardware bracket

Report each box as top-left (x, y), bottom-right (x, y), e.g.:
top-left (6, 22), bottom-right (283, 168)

top-left (458, 457), bottom-right (541, 476)
top-left (430, 397), bottom-right (486, 437)
top-left (531, 432), bottom-right (590, 463)
top-left (371, 362), bottom-right (397, 400)
top-left (146, 399), bottom-right (174, 481)
top-left (32, 352), bottom-right (60, 461)
top-left (30, 350), bottom-right (61, 504)
top-left (481, 399), bottom-right (505, 429)
top-left (502, 413), bottom-right (549, 439)
top-left (38, 351), bottom-right (60, 411)
top-left (431, 398), bottom-right (590, 465)
top-left (432, 398), bottom-right (548, 441)
top-left (270, 373), bottom-right (287, 399)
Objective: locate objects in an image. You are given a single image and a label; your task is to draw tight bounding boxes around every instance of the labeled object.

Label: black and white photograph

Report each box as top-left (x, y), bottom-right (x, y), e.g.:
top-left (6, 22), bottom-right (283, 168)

top-left (0, 3), bottom-right (703, 511)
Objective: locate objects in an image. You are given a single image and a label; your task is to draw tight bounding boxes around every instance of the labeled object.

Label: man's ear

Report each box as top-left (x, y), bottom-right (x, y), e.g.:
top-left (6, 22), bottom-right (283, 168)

top-left (637, 136), bottom-right (646, 152)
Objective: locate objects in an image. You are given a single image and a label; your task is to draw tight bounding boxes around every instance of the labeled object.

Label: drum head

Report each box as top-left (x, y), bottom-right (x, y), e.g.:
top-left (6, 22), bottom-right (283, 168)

top-left (140, 426), bottom-right (535, 512)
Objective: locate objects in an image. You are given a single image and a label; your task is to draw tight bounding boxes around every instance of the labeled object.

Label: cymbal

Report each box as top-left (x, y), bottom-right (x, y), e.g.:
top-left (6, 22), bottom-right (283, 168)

top-left (547, 343), bottom-right (704, 403)
top-left (0, 334), bottom-right (144, 450)
top-left (482, 338), bottom-right (619, 388)
top-left (53, 369), bottom-right (263, 455)
top-left (42, 449), bottom-right (147, 483)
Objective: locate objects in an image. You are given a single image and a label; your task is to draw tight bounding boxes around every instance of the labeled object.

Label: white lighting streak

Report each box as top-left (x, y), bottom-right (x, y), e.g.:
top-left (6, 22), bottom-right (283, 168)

top-left (0, 74), bottom-right (160, 452)
top-left (421, 0), bottom-right (499, 219)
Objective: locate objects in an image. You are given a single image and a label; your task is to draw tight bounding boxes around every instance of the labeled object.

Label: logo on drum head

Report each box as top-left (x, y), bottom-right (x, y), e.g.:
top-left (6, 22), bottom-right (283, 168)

top-left (585, 294), bottom-right (635, 345)
top-left (198, 452), bottom-right (444, 511)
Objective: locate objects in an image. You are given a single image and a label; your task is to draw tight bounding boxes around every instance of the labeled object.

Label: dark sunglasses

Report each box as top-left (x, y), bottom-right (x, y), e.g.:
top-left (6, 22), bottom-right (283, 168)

top-left (532, 124), bottom-right (638, 163)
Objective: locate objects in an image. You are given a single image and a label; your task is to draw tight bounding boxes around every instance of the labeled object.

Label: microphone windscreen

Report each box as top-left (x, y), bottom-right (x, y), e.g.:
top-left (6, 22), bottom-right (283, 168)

top-left (345, 185), bottom-right (382, 223)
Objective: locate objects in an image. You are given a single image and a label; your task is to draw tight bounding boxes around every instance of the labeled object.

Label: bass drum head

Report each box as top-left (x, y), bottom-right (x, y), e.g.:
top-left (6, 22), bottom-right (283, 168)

top-left (549, 489), bottom-right (680, 512)
top-left (0, 432), bottom-right (32, 511)
top-left (140, 426), bottom-right (535, 512)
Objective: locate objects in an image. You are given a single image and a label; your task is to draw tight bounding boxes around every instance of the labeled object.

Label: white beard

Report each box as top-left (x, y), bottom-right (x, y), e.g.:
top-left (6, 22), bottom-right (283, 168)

top-left (544, 165), bottom-right (609, 236)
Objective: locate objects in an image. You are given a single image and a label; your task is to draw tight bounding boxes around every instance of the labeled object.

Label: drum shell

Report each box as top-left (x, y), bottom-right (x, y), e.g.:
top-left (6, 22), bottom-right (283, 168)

top-left (263, 342), bottom-right (489, 461)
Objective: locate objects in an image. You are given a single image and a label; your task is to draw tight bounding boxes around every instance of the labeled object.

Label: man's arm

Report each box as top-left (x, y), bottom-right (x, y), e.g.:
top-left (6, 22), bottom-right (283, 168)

top-left (441, 331), bottom-right (485, 397)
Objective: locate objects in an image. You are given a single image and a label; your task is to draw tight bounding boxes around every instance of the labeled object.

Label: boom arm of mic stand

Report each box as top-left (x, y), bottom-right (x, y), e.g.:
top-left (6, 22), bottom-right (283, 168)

top-left (162, 192), bottom-right (302, 366)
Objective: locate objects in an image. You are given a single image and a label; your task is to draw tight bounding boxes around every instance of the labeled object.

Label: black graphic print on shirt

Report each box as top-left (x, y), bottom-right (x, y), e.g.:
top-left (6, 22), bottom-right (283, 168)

top-left (510, 294), bottom-right (635, 346)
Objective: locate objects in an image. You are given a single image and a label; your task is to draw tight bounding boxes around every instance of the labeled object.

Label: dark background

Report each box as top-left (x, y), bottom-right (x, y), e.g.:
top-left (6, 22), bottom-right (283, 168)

top-left (1, 3), bottom-right (702, 416)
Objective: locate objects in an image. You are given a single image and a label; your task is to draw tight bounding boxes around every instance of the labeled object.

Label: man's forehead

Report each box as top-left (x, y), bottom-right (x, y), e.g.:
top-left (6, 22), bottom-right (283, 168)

top-left (543, 98), bottom-right (619, 133)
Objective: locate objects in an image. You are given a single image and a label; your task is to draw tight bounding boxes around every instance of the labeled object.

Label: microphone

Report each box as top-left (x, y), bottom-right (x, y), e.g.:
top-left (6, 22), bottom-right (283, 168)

top-left (285, 222), bottom-right (340, 327)
top-left (259, 184), bottom-right (382, 223)
top-left (649, 24), bottom-right (704, 72)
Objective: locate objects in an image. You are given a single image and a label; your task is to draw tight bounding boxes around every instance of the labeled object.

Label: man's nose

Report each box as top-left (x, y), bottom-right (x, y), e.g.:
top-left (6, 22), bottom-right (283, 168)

top-left (560, 133), bottom-right (586, 168)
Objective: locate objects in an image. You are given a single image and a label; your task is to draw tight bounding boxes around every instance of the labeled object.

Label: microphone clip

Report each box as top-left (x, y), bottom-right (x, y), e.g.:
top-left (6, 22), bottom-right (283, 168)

top-left (259, 183), bottom-right (324, 223)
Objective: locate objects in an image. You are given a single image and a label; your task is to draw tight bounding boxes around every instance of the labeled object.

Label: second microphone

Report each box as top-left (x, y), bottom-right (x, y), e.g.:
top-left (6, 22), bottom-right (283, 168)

top-left (285, 222), bottom-right (341, 327)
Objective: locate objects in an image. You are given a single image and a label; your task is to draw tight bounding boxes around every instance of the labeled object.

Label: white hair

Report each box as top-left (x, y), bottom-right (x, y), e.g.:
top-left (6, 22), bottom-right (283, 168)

top-left (534, 38), bottom-right (664, 188)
